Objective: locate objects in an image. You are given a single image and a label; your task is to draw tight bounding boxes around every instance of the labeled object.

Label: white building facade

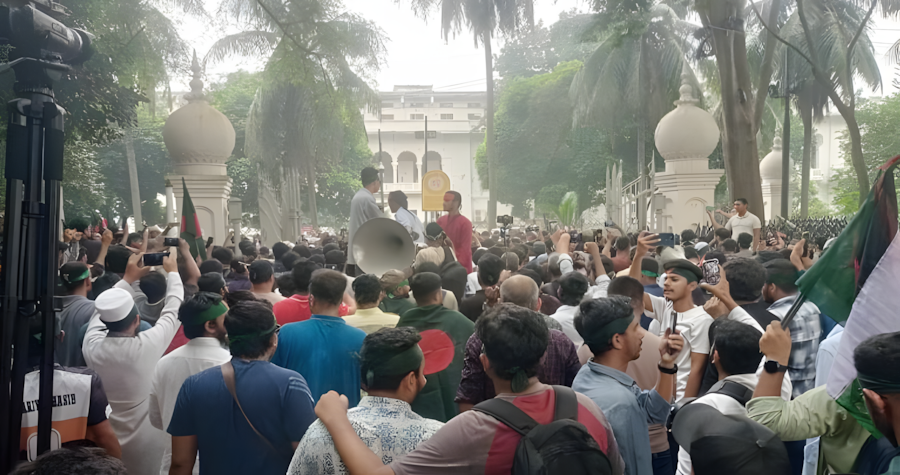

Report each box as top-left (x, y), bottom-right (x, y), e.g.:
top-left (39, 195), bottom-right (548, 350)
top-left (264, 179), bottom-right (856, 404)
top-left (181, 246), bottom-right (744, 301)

top-left (363, 86), bottom-right (511, 228)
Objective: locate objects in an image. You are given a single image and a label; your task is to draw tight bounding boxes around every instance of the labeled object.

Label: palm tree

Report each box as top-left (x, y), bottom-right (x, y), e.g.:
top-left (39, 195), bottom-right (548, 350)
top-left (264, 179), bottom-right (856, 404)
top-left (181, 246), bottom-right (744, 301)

top-left (207, 0), bottom-right (386, 237)
top-left (570, 0), bottom-right (699, 226)
top-left (401, 0), bottom-right (533, 226)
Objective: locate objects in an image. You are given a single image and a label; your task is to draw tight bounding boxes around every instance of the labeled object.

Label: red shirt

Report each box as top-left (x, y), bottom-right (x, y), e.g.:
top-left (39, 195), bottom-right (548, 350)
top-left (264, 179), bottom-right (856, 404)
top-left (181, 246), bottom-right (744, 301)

top-left (273, 294), bottom-right (349, 325)
top-left (437, 214), bottom-right (473, 273)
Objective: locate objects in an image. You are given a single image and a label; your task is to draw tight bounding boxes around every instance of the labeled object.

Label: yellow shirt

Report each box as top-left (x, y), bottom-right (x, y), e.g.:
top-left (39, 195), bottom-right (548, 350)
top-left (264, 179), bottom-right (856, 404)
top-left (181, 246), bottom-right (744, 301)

top-left (342, 307), bottom-right (400, 334)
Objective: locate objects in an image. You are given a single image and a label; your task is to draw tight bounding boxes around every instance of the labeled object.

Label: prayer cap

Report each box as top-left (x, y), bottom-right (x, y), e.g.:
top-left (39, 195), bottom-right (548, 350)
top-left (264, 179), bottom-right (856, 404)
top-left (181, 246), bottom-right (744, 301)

top-left (95, 288), bottom-right (137, 323)
top-left (380, 269), bottom-right (407, 291)
top-left (424, 222), bottom-right (444, 240)
top-left (641, 257), bottom-right (660, 278)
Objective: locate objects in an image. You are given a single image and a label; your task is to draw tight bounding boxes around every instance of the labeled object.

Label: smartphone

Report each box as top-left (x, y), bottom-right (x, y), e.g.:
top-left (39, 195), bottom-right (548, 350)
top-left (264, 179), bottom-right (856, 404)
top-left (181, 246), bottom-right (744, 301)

top-left (658, 233), bottom-right (676, 248)
top-left (702, 258), bottom-right (721, 286)
top-left (604, 219), bottom-right (616, 228)
top-left (206, 237), bottom-right (214, 247)
top-left (163, 237), bottom-right (179, 247)
top-left (569, 231), bottom-right (582, 244)
top-left (143, 252), bottom-right (169, 267)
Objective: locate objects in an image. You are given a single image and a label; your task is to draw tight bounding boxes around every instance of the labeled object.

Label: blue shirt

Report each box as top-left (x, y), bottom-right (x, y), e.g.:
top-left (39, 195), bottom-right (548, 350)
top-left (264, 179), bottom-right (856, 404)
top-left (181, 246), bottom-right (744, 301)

top-left (573, 361), bottom-right (671, 475)
top-left (271, 314), bottom-right (366, 407)
top-left (643, 283), bottom-right (664, 298)
top-left (167, 358), bottom-right (316, 475)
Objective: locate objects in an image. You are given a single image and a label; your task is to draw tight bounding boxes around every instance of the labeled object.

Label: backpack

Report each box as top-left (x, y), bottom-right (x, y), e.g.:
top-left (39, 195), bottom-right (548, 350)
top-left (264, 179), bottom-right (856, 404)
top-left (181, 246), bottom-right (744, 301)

top-left (667, 380), bottom-right (753, 429)
top-left (473, 385), bottom-right (613, 475)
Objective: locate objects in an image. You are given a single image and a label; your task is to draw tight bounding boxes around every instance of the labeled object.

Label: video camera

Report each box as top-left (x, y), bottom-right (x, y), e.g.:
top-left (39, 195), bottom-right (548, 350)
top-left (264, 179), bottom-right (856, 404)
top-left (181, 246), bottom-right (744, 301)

top-left (497, 215), bottom-right (514, 227)
top-left (525, 224), bottom-right (539, 233)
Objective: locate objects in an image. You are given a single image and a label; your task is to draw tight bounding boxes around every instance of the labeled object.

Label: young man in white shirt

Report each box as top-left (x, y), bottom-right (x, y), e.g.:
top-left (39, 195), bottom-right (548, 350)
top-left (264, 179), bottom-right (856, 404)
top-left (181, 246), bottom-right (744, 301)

top-left (630, 233), bottom-right (713, 402)
top-left (149, 292), bottom-right (231, 475)
top-left (389, 190), bottom-right (425, 244)
top-left (707, 198), bottom-right (761, 251)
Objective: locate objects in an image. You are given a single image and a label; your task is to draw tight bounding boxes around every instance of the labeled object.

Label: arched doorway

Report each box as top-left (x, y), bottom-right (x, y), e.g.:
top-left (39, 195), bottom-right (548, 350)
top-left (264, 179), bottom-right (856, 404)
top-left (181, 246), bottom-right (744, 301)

top-left (423, 151), bottom-right (442, 174)
top-left (397, 151), bottom-right (417, 183)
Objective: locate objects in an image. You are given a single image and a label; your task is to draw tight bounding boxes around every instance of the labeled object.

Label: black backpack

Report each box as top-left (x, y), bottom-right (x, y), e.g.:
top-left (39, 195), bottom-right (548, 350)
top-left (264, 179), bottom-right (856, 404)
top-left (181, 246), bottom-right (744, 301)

top-left (473, 386), bottom-right (613, 475)
top-left (667, 380), bottom-right (754, 429)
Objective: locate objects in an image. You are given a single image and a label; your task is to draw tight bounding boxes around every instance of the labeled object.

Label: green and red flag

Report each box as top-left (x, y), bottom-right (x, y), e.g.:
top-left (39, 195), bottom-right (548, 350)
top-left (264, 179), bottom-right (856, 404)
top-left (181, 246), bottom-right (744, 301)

top-left (180, 178), bottom-right (207, 260)
top-left (796, 156), bottom-right (900, 435)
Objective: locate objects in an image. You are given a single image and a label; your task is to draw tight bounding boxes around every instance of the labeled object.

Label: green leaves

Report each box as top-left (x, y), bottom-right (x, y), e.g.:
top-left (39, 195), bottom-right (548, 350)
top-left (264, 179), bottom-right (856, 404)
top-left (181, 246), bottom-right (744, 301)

top-left (556, 191), bottom-right (580, 227)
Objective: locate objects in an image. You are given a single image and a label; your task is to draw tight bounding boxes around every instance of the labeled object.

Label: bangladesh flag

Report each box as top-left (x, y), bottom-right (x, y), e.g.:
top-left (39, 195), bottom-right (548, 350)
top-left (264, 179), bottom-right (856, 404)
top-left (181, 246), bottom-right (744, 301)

top-left (796, 156), bottom-right (900, 435)
top-left (180, 178), bottom-right (207, 260)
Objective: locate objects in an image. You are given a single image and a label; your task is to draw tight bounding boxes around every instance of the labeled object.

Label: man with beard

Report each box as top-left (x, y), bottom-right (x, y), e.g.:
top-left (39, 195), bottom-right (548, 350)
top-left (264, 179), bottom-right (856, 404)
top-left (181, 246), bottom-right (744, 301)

top-left (149, 292), bottom-right (231, 475)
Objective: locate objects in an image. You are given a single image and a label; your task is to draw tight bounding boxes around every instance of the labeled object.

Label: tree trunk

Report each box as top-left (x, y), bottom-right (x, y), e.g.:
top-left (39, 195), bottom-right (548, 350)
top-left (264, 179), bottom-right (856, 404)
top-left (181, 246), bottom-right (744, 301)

top-left (306, 153), bottom-right (319, 229)
top-left (706, 0), bottom-right (766, 223)
top-left (799, 97), bottom-right (813, 218)
top-left (149, 87), bottom-right (156, 118)
top-left (484, 29), bottom-right (498, 227)
top-left (752, 0), bottom-right (782, 133)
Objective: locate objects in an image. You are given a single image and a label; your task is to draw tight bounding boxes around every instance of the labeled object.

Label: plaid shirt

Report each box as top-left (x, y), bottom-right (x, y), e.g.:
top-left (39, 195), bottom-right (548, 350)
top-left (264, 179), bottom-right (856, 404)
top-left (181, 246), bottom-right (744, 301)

top-left (455, 330), bottom-right (581, 405)
top-left (768, 295), bottom-right (822, 398)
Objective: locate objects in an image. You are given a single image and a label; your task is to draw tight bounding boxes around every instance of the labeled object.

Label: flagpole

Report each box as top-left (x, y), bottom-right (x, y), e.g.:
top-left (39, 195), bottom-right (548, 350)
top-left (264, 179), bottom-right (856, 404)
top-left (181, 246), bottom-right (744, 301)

top-left (780, 294), bottom-right (808, 329)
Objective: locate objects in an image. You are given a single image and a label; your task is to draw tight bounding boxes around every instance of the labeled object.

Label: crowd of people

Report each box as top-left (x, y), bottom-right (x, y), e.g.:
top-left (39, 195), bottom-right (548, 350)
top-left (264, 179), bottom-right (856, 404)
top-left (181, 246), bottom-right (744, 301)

top-left (13, 167), bottom-right (900, 475)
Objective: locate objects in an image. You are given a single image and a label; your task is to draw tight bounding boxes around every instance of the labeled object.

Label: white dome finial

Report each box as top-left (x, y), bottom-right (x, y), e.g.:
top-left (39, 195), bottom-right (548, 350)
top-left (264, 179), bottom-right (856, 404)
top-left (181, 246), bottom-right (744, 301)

top-left (185, 50), bottom-right (206, 103)
top-left (760, 136), bottom-right (786, 181)
top-left (654, 67), bottom-right (719, 161)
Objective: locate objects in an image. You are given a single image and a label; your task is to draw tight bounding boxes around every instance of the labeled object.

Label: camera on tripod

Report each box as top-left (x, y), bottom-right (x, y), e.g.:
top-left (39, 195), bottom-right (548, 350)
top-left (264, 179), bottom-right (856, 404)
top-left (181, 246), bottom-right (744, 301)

top-left (497, 215), bottom-right (514, 227)
top-left (0, 1), bottom-right (93, 68)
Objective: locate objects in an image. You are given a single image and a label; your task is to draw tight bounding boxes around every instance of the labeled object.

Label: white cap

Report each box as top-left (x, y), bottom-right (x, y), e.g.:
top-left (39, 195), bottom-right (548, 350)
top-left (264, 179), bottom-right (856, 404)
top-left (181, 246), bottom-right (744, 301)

top-left (95, 288), bottom-right (137, 323)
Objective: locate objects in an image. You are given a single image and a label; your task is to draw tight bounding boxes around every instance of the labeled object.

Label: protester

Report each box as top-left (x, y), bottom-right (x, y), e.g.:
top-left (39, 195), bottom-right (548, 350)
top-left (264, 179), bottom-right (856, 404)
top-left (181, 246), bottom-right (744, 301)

top-left (571, 296), bottom-right (683, 475)
top-left (708, 198), bottom-right (761, 251)
top-left (56, 262), bottom-right (97, 367)
top-left (248, 259), bottom-right (284, 305)
top-left (389, 190), bottom-right (425, 244)
top-left (272, 242), bottom-right (291, 273)
top-left (610, 236), bottom-right (632, 272)
top-left (456, 275), bottom-right (579, 411)
top-left (288, 327), bottom-right (443, 474)
top-left (550, 272), bottom-right (591, 345)
top-left (638, 257), bottom-right (664, 299)
top-left (167, 301), bottom-right (316, 475)
top-left (343, 274), bottom-right (400, 333)
top-left (378, 269), bottom-right (416, 316)
top-left (856, 331), bottom-right (900, 474)
top-left (10, 447), bottom-right (127, 475)
top-left (149, 292), bottom-right (231, 475)
top-left (226, 260), bottom-right (251, 292)
top-left (134, 272), bottom-right (167, 326)
top-left (19, 318), bottom-right (121, 462)
top-left (763, 259), bottom-right (822, 398)
top-left (395, 272), bottom-right (475, 422)
top-left (436, 191), bottom-right (473, 273)
top-left (674, 320), bottom-right (764, 475)
top-left (347, 167), bottom-right (383, 276)
top-left (735, 233), bottom-right (754, 257)
top-left (272, 269), bottom-right (367, 406)
top-left (274, 260), bottom-right (349, 324)
top-left (459, 253), bottom-right (503, 322)
top-left (82, 252), bottom-right (183, 475)
top-left (313, 303), bottom-right (625, 474)
top-left (497, 274), bottom-right (563, 331)
top-left (630, 233), bottom-right (713, 402)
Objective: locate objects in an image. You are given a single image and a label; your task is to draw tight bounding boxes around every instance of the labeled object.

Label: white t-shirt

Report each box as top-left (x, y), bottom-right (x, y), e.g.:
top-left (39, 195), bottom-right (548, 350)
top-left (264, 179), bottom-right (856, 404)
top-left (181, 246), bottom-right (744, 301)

top-left (724, 212), bottom-right (761, 240)
top-left (646, 294), bottom-right (713, 402)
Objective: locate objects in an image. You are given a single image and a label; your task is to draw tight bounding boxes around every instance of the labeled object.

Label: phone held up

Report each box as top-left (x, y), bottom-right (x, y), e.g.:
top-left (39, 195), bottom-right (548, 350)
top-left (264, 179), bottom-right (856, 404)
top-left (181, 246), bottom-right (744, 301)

top-left (143, 252), bottom-right (170, 267)
top-left (657, 233), bottom-right (676, 248)
top-left (163, 237), bottom-right (179, 247)
top-left (702, 258), bottom-right (720, 286)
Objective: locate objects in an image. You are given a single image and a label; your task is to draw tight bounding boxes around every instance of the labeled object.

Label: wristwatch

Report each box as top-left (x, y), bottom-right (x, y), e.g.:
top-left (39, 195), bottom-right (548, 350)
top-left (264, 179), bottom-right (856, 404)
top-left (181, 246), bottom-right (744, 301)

top-left (764, 360), bottom-right (789, 374)
top-left (657, 363), bottom-right (678, 374)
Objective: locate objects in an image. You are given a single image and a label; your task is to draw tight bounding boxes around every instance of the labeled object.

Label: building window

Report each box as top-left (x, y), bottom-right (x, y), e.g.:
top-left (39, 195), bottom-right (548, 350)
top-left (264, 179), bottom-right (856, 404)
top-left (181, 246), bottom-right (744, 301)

top-left (410, 103), bottom-right (425, 108)
top-left (410, 113), bottom-right (424, 120)
top-left (440, 103), bottom-right (453, 108)
top-left (467, 102), bottom-right (481, 108)
top-left (440, 114), bottom-right (454, 120)
top-left (381, 114), bottom-right (394, 120)
top-left (812, 133), bottom-right (823, 169)
top-left (381, 102), bottom-right (393, 109)
top-left (415, 131), bottom-right (437, 139)
top-left (468, 113), bottom-right (482, 120)
top-left (475, 209), bottom-right (484, 222)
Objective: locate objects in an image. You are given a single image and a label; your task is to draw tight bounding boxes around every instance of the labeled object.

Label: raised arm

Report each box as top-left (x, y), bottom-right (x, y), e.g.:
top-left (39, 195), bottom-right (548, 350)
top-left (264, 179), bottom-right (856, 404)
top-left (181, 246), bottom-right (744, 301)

top-left (629, 233), bottom-right (659, 310)
top-left (584, 242), bottom-right (604, 279)
top-left (139, 254), bottom-right (184, 355)
top-left (316, 392), bottom-right (396, 475)
top-left (177, 238), bottom-right (201, 288)
top-left (707, 210), bottom-right (724, 230)
top-left (94, 229), bottom-right (114, 268)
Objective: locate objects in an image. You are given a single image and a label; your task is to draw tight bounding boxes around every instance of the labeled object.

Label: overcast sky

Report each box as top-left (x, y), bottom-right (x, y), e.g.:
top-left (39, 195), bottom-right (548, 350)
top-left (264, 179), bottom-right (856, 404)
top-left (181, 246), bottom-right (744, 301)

top-left (174, 0), bottom-right (900, 96)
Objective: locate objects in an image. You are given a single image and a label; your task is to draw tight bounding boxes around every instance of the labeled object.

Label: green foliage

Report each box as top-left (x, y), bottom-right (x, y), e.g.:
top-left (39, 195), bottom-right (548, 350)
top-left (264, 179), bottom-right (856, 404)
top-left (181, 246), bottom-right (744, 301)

top-left (495, 12), bottom-right (597, 81)
top-left (475, 61), bottom-right (614, 218)
top-left (832, 94), bottom-right (900, 214)
top-left (556, 192), bottom-right (580, 227)
top-left (208, 71), bottom-right (263, 226)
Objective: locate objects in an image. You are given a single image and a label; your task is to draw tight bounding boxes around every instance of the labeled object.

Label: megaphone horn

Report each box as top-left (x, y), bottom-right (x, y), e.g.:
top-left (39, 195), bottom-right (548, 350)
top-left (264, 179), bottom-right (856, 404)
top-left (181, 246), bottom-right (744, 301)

top-left (352, 218), bottom-right (416, 277)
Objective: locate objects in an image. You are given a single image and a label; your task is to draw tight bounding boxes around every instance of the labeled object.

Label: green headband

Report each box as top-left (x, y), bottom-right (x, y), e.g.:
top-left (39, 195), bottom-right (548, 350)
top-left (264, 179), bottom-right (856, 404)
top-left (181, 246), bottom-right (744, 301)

top-left (387, 279), bottom-right (409, 299)
top-left (365, 345), bottom-right (423, 387)
top-left (185, 301), bottom-right (228, 325)
top-left (670, 268), bottom-right (699, 284)
top-left (641, 270), bottom-right (659, 278)
top-left (584, 315), bottom-right (635, 352)
top-left (61, 268), bottom-right (90, 285)
top-left (228, 322), bottom-right (278, 345)
top-left (858, 372), bottom-right (900, 394)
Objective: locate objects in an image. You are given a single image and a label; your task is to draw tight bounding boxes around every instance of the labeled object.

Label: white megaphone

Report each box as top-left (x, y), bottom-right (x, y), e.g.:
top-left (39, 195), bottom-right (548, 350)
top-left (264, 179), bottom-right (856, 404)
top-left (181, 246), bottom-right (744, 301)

top-left (352, 218), bottom-right (416, 277)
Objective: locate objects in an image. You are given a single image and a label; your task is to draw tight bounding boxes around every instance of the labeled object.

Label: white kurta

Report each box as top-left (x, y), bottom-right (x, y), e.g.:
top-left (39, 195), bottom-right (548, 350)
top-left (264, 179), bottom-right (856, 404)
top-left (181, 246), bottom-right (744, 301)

top-left (83, 273), bottom-right (183, 475)
top-left (347, 188), bottom-right (382, 265)
top-left (149, 337), bottom-right (231, 475)
top-left (394, 207), bottom-right (425, 244)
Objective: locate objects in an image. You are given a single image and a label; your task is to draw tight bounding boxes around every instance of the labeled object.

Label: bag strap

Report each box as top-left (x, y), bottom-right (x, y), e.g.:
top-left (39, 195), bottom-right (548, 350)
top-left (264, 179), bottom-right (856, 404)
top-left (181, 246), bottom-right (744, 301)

top-left (473, 398), bottom-right (539, 437)
top-left (221, 361), bottom-right (279, 453)
top-left (552, 386), bottom-right (579, 421)
top-left (708, 380), bottom-right (754, 406)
